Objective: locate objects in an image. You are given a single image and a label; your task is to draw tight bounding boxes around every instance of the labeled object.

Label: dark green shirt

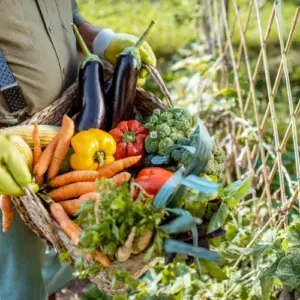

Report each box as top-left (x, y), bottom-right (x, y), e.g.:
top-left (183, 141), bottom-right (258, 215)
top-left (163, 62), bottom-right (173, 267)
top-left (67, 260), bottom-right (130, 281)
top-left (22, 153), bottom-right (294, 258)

top-left (0, 0), bottom-right (86, 123)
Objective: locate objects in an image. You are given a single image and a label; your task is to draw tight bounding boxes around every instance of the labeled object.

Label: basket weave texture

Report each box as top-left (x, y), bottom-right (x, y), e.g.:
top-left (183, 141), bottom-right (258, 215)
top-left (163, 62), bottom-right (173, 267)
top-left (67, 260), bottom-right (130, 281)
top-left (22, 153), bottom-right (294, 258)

top-left (11, 77), bottom-right (167, 295)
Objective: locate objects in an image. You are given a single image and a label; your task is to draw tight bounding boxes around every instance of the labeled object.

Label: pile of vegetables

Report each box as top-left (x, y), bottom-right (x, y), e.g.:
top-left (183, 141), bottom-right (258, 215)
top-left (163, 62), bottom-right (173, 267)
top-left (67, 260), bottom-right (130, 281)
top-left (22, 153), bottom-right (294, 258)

top-left (0, 20), bottom-right (250, 290)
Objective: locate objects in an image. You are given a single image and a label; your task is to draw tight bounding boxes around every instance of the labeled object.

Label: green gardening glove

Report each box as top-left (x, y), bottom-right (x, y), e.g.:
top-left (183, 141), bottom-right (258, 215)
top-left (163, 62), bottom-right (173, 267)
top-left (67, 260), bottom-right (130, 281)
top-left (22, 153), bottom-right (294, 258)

top-left (93, 29), bottom-right (157, 86)
top-left (0, 135), bottom-right (37, 196)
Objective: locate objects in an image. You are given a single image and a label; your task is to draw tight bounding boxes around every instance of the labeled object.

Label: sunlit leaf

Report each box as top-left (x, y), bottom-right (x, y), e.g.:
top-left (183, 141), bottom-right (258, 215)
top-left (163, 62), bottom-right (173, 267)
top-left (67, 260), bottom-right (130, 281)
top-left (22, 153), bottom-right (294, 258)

top-left (285, 222), bottom-right (300, 247)
top-left (200, 261), bottom-right (228, 280)
top-left (220, 175), bottom-right (253, 207)
top-left (207, 202), bottom-right (229, 234)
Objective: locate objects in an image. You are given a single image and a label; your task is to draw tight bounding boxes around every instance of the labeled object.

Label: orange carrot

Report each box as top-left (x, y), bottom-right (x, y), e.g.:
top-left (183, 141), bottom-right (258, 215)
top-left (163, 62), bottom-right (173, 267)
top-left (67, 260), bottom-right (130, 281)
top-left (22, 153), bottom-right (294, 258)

top-left (50, 202), bottom-right (110, 267)
top-left (33, 124), bottom-right (44, 185)
top-left (49, 182), bottom-right (97, 201)
top-left (47, 115), bottom-right (75, 180)
top-left (49, 171), bottom-right (131, 202)
top-left (33, 124), bottom-right (42, 166)
top-left (49, 170), bottom-right (99, 188)
top-left (33, 134), bottom-right (59, 177)
top-left (1, 196), bottom-right (13, 232)
top-left (60, 192), bottom-right (100, 216)
top-left (97, 155), bottom-right (142, 178)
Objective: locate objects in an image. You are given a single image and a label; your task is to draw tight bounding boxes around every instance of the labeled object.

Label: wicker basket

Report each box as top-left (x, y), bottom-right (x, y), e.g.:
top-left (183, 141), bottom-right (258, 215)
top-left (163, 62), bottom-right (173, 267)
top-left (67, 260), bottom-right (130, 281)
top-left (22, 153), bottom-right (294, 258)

top-left (10, 68), bottom-right (170, 295)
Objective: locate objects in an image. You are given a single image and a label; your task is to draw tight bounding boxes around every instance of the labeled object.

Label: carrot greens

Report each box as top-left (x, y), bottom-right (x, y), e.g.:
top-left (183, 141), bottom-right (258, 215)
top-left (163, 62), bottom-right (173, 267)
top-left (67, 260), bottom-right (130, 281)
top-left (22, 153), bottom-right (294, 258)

top-left (75, 178), bottom-right (165, 260)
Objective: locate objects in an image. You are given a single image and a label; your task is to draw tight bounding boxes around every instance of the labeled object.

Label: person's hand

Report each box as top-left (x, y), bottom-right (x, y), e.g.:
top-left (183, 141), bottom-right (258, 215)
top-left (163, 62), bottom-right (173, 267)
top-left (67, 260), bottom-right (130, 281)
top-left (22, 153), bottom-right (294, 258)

top-left (93, 29), bottom-right (156, 86)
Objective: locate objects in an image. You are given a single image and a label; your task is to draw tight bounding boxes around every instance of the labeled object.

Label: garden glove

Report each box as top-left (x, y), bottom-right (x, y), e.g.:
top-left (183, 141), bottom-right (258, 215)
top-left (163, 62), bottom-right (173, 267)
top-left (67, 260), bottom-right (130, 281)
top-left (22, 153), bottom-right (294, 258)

top-left (93, 29), bottom-right (157, 86)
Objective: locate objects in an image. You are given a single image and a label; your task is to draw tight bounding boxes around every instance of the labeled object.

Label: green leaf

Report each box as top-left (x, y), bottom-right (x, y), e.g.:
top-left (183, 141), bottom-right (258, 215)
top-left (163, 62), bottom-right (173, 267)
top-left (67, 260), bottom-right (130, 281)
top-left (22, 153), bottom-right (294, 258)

top-left (154, 167), bottom-right (185, 209)
top-left (260, 277), bottom-right (274, 300)
top-left (164, 239), bottom-right (220, 261)
top-left (165, 144), bottom-right (196, 155)
top-left (160, 208), bottom-right (197, 234)
top-left (151, 155), bottom-right (170, 165)
top-left (220, 245), bottom-right (253, 260)
top-left (221, 175), bottom-right (253, 207)
top-left (181, 174), bottom-right (222, 194)
top-left (200, 261), bottom-right (227, 280)
top-left (276, 249), bottom-right (300, 291)
top-left (184, 118), bottom-right (212, 176)
top-left (285, 221), bottom-right (300, 247)
top-left (207, 202), bottom-right (229, 234)
top-left (226, 222), bottom-right (239, 241)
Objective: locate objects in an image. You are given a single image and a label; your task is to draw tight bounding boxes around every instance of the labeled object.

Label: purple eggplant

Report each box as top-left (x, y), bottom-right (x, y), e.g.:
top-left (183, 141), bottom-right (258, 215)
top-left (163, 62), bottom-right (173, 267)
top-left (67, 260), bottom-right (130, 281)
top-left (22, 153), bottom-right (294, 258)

top-left (106, 21), bottom-right (155, 130)
top-left (72, 24), bottom-right (106, 131)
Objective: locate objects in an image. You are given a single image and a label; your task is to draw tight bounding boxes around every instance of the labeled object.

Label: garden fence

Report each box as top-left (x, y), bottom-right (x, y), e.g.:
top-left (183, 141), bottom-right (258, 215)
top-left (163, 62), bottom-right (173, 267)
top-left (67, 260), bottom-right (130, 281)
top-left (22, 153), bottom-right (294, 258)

top-left (201, 0), bottom-right (300, 228)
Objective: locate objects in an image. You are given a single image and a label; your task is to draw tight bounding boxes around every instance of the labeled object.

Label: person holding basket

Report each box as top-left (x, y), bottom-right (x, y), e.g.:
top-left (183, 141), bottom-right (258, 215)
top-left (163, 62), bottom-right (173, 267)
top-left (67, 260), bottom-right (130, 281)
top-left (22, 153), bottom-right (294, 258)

top-left (0, 1), bottom-right (156, 299)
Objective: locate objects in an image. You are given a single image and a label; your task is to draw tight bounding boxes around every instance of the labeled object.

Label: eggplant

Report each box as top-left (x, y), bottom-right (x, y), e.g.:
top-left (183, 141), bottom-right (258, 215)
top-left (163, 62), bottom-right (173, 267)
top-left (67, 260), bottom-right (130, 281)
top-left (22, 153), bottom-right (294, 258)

top-left (106, 21), bottom-right (155, 131)
top-left (106, 53), bottom-right (138, 130)
top-left (72, 24), bottom-right (106, 131)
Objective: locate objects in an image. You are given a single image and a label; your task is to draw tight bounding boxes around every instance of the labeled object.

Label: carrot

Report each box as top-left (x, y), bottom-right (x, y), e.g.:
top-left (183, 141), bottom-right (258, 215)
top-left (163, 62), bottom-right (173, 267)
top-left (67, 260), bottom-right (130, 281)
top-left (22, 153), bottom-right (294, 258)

top-left (47, 115), bottom-right (75, 180)
top-left (33, 134), bottom-right (59, 177)
top-left (49, 182), bottom-right (97, 201)
top-left (50, 202), bottom-right (110, 267)
top-left (49, 170), bottom-right (99, 188)
top-left (97, 155), bottom-right (142, 178)
top-left (60, 192), bottom-right (100, 216)
top-left (49, 171), bottom-right (131, 201)
top-left (1, 195), bottom-right (13, 232)
top-left (33, 124), bottom-right (44, 185)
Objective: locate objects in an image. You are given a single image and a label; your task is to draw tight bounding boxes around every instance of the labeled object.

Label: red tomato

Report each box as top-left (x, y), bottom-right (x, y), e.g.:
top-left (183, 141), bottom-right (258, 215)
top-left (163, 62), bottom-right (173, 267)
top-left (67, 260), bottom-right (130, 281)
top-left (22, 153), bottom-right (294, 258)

top-left (134, 167), bottom-right (173, 198)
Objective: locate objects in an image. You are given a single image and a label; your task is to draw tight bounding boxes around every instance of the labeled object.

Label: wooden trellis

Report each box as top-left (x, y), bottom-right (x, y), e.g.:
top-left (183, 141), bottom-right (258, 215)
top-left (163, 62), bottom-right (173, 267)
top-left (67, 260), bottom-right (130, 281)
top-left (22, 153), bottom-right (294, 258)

top-left (203, 0), bottom-right (300, 226)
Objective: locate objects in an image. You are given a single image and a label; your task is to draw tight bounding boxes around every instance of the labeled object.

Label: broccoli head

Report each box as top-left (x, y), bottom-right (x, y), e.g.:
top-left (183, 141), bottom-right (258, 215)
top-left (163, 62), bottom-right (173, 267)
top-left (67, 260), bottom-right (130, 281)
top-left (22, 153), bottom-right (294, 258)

top-left (171, 148), bottom-right (184, 161)
top-left (145, 136), bottom-right (159, 154)
top-left (156, 123), bottom-right (171, 139)
top-left (203, 144), bottom-right (226, 178)
top-left (144, 108), bottom-right (194, 156)
top-left (159, 111), bottom-right (173, 122)
top-left (158, 137), bottom-right (174, 155)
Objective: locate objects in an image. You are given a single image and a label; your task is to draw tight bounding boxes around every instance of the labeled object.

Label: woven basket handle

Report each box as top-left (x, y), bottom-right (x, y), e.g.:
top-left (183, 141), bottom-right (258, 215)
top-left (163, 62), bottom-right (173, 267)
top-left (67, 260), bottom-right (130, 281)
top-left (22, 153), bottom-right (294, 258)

top-left (143, 64), bottom-right (174, 108)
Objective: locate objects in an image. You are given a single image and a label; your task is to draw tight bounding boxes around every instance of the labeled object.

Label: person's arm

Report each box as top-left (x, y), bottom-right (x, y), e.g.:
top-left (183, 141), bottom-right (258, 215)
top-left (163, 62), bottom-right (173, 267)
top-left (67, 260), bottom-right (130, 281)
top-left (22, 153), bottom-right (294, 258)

top-left (71, 0), bottom-right (102, 52)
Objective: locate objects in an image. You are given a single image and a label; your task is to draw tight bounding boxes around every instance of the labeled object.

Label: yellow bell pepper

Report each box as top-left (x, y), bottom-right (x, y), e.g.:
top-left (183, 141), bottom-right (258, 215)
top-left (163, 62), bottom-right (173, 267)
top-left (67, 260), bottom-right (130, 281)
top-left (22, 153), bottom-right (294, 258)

top-left (70, 129), bottom-right (116, 170)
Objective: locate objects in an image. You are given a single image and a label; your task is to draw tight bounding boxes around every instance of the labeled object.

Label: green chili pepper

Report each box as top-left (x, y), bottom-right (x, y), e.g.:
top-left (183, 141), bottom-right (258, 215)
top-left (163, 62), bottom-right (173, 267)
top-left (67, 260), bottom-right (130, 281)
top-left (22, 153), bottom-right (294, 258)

top-left (0, 134), bottom-right (37, 196)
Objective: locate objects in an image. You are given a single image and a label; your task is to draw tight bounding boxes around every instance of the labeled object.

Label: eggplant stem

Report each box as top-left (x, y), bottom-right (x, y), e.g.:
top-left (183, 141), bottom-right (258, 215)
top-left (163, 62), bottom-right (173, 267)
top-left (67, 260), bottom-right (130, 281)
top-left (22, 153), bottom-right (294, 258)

top-left (71, 23), bottom-right (102, 67)
top-left (72, 23), bottom-right (90, 57)
top-left (135, 20), bottom-right (155, 49)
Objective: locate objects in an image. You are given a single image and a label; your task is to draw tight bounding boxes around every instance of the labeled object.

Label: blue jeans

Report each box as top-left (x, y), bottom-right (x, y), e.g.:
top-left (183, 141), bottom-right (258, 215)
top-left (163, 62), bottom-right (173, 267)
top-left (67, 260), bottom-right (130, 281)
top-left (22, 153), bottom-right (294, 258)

top-left (0, 210), bottom-right (74, 300)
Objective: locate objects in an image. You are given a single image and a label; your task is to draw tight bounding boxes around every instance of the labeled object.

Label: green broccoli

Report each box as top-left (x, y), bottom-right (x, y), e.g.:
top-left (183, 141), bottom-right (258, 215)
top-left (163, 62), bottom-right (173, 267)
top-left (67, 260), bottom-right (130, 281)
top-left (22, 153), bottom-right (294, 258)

top-left (159, 111), bottom-right (173, 122)
top-left (177, 137), bottom-right (191, 146)
top-left (181, 150), bottom-right (193, 165)
top-left (203, 143), bottom-right (226, 178)
top-left (143, 107), bottom-right (194, 157)
top-left (158, 137), bottom-right (173, 156)
top-left (156, 123), bottom-right (171, 139)
top-left (171, 148), bottom-right (185, 161)
top-left (145, 136), bottom-right (159, 154)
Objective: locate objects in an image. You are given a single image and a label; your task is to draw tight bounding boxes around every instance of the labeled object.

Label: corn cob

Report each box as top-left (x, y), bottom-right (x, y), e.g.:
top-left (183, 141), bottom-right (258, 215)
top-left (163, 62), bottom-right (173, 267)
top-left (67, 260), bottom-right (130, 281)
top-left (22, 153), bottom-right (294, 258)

top-left (0, 125), bottom-right (60, 148)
